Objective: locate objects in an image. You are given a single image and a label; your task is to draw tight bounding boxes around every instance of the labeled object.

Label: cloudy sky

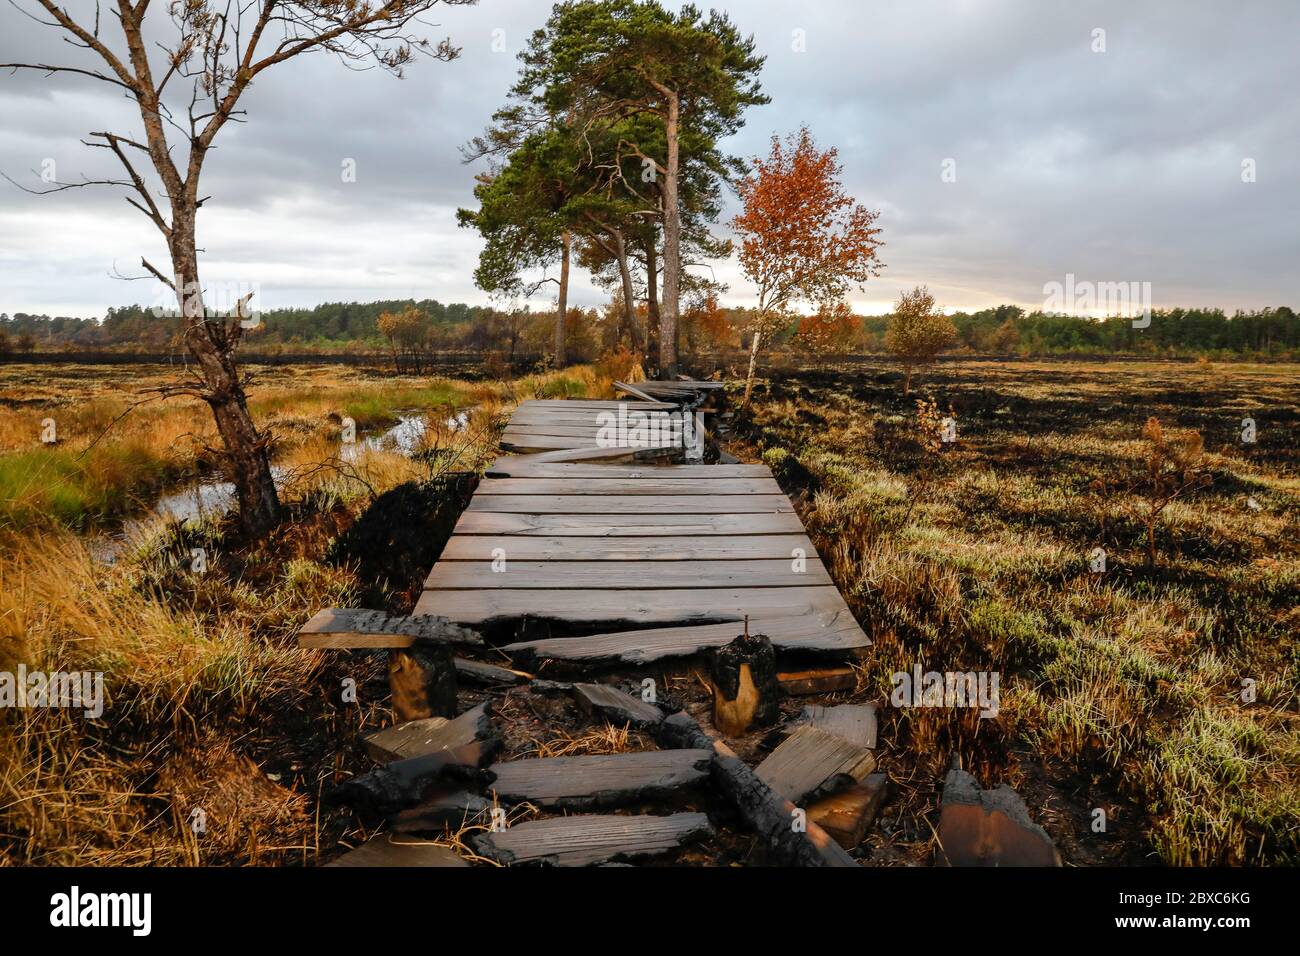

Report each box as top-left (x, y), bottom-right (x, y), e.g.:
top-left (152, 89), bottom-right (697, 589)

top-left (1, 0), bottom-right (1296, 319)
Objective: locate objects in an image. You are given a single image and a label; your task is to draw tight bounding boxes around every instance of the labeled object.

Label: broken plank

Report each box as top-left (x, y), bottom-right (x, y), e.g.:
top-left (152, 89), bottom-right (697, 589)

top-left (572, 683), bottom-right (665, 728)
top-left (414, 586), bottom-right (857, 627)
top-left (362, 701), bottom-right (494, 763)
top-left (795, 704), bottom-right (878, 750)
top-left (501, 436), bottom-right (677, 452)
top-left (488, 448), bottom-right (642, 468)
top-left (937, 768), bottom-right (1062, 867)
top-left (453, 657), bottom-right (531, 685)
top-left (296, 608), bottom-right (483, 649)
top-left (778, 666), bottom-right (858, 695)
top-left (471, 812), bottom-right (711, 867)
top-left (754, 725), bottom-right (876, 805)
top-left (451, 511), bottom-right (806, 536)
top-left (424, 559), bottom-right (831, 590)
top-left (466, 494), bottom-right (794, 514)
top-left (333, 739), bottom-right (502, 816)
top-left (438, 533), bottom-right (817, 562)
top-left (808, 774), bottom-right (889, 850)
top-left (487, 750), bottom-right (712, 810)
top-left (325, 834), bottom-right (468, 867)
top-left (504, 616), bottom-right (870, 669)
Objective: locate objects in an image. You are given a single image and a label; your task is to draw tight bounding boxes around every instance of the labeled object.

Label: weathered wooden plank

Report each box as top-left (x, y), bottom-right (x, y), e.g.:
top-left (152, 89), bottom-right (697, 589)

top-left (487, 750), bottom-right (712, 809)
top-left (414, 586), bottom-right (856, 626)
top-left (517, 399), bottom-right (674, 410)
top-left (325, 834), bottom-right (468, 867)
top-left (485, 461), bottom-right (769, 479)
top-left (612, 381), bottom-right (662, 403)
top-left (795, 704), bottom-right (878, 750)
top-left (424, 559), bottom-right (831, 590)
top-left (754, 725), bottom-right (876, 805)
top-left (466, 494), bottom-right (794, 514)
top-left (501, 435), bottom-right (677, 452)
top-left (471, 812), bottom-right (711, 866)
top-left (571, 683), bottom-right (665, 728)
top-left (362, 701), bottom-right (494, 763)
top-left (778, 666), bottom-right (858, 695)
top-left (439, 533), bottom-right (817, 562)
top-left (453, 657), bottom-right (532, 685)
top-left (478, 477), bottom-right (783, 496)
top-left (297, 608), bottom-right (483, 649)
top-left (500, 424), bottom-right (615, 438)
top-left (451, 511), bottom-right (806, 536)
top-left (487, 447), bottom-right (644, 467)
top-left (504, 616), bottom-right (870, 668)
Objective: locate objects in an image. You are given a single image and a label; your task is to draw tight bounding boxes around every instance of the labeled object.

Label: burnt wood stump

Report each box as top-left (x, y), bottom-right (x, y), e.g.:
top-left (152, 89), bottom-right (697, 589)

top-left (710, 627), bottom-right (780, 736)
top-left (389, 643), bottom-right (457, 722)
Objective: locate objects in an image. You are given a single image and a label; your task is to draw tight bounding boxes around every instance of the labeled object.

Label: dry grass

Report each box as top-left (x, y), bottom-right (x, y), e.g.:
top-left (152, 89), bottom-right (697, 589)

top-left (0, 359), bottom-right (616, 866)
top-left (739, 358), bottom-right (1300, 866)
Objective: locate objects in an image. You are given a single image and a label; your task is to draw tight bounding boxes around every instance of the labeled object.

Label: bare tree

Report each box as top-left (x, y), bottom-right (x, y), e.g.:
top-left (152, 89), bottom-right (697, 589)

top-left (3, 0), bottom-right (471, 537)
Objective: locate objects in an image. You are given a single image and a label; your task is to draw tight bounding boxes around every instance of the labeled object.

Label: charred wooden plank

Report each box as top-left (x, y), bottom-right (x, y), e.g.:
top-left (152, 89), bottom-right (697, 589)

top-left (388, 792), bottom-right (494, 834)
top-left (754, 725), bottom-right (876, 804)
top-left (655, 712), bottom-right (858, 867)
top-left (471, 812), bottom-right (711, 866)
top-left (362, 701), bottom-right (493, 763)
top-left (571, 683), bottom-right (665, 728)
top-left (504, 616), bottom-right (870, 669)
top-left (486, 750), bottom-right (712, 809)
top-left (453, 657), bottom-right (532, 685)
top-left (296, 608), bottom-right (483, 649)
top-left (333, 739), bottom-right (501, 816)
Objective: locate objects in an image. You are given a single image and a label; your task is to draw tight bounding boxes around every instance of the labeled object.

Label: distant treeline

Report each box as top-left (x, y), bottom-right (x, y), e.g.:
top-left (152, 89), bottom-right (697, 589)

top-left (3, 299), bottom-right (1298, 360)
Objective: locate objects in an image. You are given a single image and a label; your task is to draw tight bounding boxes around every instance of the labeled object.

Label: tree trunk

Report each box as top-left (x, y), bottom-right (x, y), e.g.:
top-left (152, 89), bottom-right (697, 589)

top-left (554, 229), bottom-right (571, 367)
top-left (903, 365), bottom-right (913, 396)
top-left (614, 231), bottom-right (642, 353)
top-left (172, 228), bottom-right (281, 539)
top-left (743, 329), bottom-right (763, 404)
top-left (645, 235), bottom-right (660, 361)
top-left (659, 91), bottom-right (681, 375)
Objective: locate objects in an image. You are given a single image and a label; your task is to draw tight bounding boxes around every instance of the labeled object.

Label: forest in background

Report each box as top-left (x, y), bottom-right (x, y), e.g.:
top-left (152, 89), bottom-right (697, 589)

top-left (3, 299), bottom-right (1299, 362)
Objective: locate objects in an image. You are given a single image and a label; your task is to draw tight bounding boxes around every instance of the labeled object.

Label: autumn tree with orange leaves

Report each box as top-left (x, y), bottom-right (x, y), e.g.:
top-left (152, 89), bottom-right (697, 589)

top-left (794, 300), bottom-right (861, 356)
top-left (732, 127), bottom-right (884, 402)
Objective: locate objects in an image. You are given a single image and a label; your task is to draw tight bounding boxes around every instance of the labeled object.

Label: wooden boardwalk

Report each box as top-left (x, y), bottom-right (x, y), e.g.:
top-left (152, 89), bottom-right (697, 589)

top-left (414, 398), bottom-right (870, 660)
